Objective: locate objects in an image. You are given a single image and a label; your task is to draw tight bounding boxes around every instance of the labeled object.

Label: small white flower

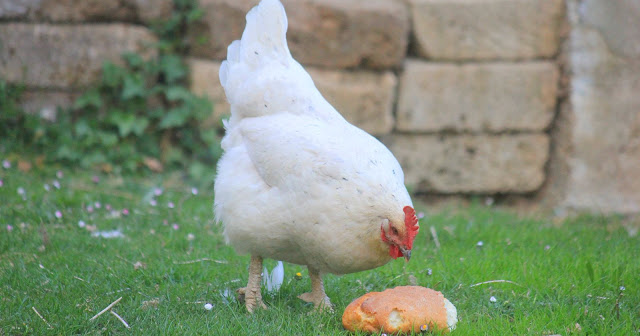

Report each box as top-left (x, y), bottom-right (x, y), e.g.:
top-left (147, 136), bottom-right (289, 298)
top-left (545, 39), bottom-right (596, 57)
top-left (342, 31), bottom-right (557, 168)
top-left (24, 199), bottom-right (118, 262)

top-left (489, 296), bottom-right (497, 303)
top-left (620, 286), bottom-right (626, 291)
top-left (149, 199), bottom-right (157, 207)
top-left (417, 212), bottom-right (425, 219)
top-left (172, 224), bottom-right (179, 230)
top-left (154, 188), bottom-right (163, 196)
top-left (6, 225), bottom-right (13, 232)
top-left (167, 202), bottom-right (175, 209)
top-left (52, 180), bottom-right (61, 189)
top-left (17, 187), bottom-right (25, 195)
top-left (187, 233), bottom-right (195, 241)
top-left (2, 160), bottom-right (10, 169)
top-left (56, 170), bottom-right (63, 179)
top-left (44, 184), bottom-right (50, 191)
top-left (94, 202), bottom-right (101, 209)
top-left (78, 220), bottom-right (86, 228)
top-left (86, 205), bottom-right (94, 213)
top-left (544, 245), bottom-right (551, 250)
top-left (204, 303), bottom-right (213, 310)
top-left (55, 210), bottom-right (62, 218)
top-left (476, 241), bottom-right (484, 247)
top-left (427, 268), bottom-right (433, 276)
top-left (191, 187), bottom-right (198, 195)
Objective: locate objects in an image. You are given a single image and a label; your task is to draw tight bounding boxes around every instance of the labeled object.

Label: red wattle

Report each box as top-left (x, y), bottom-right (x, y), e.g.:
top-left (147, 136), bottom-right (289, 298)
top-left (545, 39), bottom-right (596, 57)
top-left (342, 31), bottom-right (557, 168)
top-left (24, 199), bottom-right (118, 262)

top-left (389, 245), bottom-right (402, 259)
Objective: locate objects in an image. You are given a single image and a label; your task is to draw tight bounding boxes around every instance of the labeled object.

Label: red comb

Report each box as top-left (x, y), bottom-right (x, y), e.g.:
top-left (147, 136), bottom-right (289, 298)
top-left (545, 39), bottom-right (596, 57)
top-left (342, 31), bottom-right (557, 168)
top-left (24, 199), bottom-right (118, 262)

top-left (403, 206), bottom-right (419, 249)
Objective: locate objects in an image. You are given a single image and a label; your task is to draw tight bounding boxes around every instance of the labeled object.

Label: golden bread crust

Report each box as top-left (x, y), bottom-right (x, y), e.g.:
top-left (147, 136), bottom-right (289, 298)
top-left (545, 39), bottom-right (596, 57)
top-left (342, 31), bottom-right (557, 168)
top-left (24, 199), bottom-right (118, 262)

top-left (341, 286), bottom-right (450, 334)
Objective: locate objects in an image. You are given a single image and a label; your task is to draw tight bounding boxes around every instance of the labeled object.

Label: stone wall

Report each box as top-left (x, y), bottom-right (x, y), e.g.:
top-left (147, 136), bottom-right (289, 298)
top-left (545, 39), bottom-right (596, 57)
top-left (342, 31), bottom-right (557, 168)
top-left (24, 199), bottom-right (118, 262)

top-left (1, 0), bottom-right (639, 214)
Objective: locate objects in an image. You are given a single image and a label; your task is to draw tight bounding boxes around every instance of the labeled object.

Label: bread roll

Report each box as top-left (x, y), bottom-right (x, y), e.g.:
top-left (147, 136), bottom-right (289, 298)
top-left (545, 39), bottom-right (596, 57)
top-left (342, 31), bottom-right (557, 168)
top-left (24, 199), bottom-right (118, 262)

top-left (342, 286), bottom-right (457, 334)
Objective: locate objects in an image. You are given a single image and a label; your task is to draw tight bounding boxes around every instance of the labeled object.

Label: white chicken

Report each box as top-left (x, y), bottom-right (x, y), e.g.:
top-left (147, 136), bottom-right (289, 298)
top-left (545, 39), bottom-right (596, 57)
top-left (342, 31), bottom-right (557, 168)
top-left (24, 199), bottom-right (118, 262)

top-left (214, 0), bottom-right (419, 312)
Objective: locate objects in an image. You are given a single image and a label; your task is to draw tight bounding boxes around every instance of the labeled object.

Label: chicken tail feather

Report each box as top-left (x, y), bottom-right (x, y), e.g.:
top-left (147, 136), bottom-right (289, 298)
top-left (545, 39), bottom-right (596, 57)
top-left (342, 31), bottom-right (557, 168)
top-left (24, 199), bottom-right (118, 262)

top-left (220, 0), bottom-right (302, 124)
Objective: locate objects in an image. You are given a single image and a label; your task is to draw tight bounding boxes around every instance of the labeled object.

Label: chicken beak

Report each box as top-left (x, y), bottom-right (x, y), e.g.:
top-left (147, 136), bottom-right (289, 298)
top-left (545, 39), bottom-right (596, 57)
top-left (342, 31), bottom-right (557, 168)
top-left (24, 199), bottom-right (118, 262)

top-left (400, 247), bottom-right (411, 261)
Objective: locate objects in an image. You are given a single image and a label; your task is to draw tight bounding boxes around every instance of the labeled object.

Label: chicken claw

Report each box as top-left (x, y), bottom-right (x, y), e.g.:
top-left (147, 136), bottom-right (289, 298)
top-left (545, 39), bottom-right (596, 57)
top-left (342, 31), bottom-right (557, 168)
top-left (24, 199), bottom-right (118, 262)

top-left (238, 255), bottom-right (267, 313)
top-left (298, 267), bottom-right (333, 312)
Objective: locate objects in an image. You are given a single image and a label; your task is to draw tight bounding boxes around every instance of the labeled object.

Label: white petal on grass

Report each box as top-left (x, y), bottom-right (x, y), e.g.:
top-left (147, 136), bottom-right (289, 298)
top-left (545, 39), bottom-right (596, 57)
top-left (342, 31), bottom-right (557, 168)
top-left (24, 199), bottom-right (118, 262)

top-left (489, 296), bottom-right (497, 303)
top-left (91, 230), bottom-right (125, 239)
top-left (53, 180), bottom-right (61, 189)
top-left (263, 261), bottom-right (284, 292)
top-left (78, 220), bottom-right (86, 228)
top-left (476, 241), bottom-right (484, 247)
top-left (204, 303), bottom-right (213, 310)
top-left (191, 187), bottom-right (198, 195)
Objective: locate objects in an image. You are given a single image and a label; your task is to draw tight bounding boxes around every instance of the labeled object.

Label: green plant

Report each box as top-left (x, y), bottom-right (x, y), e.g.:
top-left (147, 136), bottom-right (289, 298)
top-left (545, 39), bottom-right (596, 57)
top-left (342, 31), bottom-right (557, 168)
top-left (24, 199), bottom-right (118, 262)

top-left (62, 0), bottom-right (221, 174)
top-left (1, 0), bottom-right (223, 178)
top-left (0, 80), bottom-right (47, 152)
top-left (66, 51), bottom-right (219, 173)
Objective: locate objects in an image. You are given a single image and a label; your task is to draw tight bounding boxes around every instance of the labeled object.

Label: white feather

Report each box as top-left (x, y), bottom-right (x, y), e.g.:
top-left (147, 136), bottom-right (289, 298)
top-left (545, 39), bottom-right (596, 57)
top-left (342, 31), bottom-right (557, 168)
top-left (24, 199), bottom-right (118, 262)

top-left (263, 261), bottom-right (284, 292)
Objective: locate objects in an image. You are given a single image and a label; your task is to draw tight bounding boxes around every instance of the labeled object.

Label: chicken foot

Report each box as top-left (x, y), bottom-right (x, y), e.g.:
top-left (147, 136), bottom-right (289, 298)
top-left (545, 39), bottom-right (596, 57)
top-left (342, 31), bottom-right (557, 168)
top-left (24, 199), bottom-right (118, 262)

top-left (237, 255), bottom-right (267, 313)
top-left (298, 267), bottom-right (333, 311)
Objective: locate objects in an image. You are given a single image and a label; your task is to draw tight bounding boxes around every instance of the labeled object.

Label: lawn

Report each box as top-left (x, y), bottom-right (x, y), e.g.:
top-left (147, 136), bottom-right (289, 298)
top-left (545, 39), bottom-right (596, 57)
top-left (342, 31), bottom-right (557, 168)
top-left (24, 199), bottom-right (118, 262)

top-left (1, 163), bottom-right (638, 335)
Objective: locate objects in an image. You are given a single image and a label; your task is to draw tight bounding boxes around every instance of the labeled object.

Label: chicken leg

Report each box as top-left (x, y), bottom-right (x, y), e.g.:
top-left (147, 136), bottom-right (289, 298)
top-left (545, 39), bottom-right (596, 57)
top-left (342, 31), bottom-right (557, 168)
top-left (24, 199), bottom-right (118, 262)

top-left (237, 255), bottom-right (267, 313)
top-left (298, 267), bottom-right (332, 311)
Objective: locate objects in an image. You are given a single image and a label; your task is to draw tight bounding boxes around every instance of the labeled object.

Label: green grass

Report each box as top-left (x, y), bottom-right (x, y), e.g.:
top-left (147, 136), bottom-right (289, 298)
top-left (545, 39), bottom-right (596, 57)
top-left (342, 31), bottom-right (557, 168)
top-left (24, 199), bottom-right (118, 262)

top-left (1, 165), bottom-right (638, 335)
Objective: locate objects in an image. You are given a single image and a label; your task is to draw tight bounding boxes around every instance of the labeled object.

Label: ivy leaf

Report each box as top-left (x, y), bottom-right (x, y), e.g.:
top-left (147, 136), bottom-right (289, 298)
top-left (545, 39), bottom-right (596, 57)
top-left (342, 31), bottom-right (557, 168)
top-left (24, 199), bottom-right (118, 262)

top-left (122, 52), bottom-right (144, 69)
top-left (97, 131), bottom-right (119, 146)
top-left (131, 118), bottom-right (149, 136)
top-left (73, 89), bottom-right (102, 110)
top-left (165, 86), bottom-right (193, 102)
top-left (186, 8), bottom-right (204, 23)
top-left (74, 120), bottom-right (92, 137)
top-left (108, 110), bottom-right (148, 137)
top-left (122, 75), bottom-right (146, 100)
top-left (159, 106), bottom-right (189, 129)
top-left (102, 62), bottom-right (125, 88)
top-left (160, 54), bottom-right (186, 84)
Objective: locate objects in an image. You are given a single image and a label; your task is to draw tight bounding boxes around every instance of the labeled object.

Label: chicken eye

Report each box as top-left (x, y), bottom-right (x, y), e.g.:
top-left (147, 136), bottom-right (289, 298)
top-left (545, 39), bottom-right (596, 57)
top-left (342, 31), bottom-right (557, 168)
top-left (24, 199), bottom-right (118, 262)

top-left (391, 227), bottom-right (398, 235)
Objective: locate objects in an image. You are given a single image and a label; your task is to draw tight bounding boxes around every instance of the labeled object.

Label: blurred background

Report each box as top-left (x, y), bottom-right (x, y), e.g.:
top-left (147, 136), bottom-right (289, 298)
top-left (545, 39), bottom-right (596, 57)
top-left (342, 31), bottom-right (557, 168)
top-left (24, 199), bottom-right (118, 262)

top-left (1, 0), bottom-right (638, 215)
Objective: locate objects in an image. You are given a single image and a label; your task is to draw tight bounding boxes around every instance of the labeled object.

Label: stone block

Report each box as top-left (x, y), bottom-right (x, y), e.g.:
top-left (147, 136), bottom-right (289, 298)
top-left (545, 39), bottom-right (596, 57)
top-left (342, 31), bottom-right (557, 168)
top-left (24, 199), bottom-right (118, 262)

top-left (189, 0), bottom-right (409, 69)
top-left (396, 60), bottom-right (558, 132)
top-left (409, 0), bottom-right (566, 60)
top-left (188, 58), bottom-right (397, 135)
top-left (384, 134), bottom-right (550, 193)
top-left (558, 0), bottom-right (640, 213)
top-left (0, 0), bottom-right (173, 24)
top-left (0, 24), bottom-right (157, 89)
